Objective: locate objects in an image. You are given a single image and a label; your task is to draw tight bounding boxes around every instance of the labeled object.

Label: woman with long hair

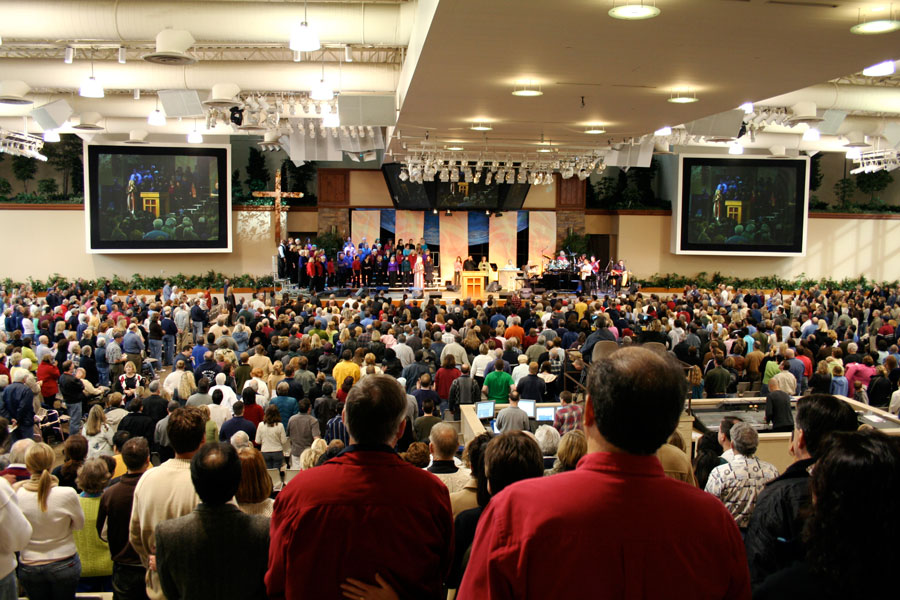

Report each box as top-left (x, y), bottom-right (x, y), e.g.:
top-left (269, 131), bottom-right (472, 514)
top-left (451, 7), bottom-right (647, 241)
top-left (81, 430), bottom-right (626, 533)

top-left (266, 361), bottom-right (285, 398)
top-left (454, 256), bottom-right (463, 288)
top-left (254, 405), bottom-right (289, 470)
top-left (16, 442), bottom-right (85, 600)
top-left (176, 370), bottom-right (197, 405)
top-left (236, 447), bottom-right (275, 517)
top-left (52, 435), bottom-right (88, 491)
top-left (755, 430), bottom-right (900, 598)
top-left (84, 405), bottom-right (114, 458)
top-left (687, 365), bottom-right (704, 399)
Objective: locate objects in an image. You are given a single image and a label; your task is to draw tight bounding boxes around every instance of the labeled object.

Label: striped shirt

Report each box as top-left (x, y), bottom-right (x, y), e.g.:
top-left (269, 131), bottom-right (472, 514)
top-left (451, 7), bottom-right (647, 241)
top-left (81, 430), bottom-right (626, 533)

top-left (325, 415), bottom-right (350, 445)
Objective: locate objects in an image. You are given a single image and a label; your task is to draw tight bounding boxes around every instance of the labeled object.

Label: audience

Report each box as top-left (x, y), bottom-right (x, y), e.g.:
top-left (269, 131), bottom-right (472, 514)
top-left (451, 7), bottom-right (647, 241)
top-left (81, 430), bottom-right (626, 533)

top-left (426, 422), bottom-right (470, 492)
top-left (72, 458), bottom-right (113, 592)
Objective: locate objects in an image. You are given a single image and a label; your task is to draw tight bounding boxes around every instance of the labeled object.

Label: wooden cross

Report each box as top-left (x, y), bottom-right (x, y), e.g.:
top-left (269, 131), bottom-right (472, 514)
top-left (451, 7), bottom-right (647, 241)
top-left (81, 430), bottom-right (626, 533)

top-left (251, 169), bottom-right (305, 243)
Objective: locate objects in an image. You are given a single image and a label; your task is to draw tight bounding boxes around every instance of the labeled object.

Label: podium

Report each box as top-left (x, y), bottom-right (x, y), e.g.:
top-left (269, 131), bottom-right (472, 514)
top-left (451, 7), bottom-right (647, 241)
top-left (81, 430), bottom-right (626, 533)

top-left (462, 271), bottom-right (486, 299)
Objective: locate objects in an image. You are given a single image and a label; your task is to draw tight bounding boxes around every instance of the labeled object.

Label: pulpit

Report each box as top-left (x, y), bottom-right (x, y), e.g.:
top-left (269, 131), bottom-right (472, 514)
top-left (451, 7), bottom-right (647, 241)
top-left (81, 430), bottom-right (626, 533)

top-left (462, 271), bottom-right (485, 299)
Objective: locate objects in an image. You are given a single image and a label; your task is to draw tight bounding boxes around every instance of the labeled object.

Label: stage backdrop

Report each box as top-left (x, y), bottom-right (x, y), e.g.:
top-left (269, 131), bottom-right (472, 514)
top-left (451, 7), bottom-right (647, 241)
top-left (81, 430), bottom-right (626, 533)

top-left (351, 209), bottom-right (381, 248)
top-left (348, 208), bottom-right (557, 283)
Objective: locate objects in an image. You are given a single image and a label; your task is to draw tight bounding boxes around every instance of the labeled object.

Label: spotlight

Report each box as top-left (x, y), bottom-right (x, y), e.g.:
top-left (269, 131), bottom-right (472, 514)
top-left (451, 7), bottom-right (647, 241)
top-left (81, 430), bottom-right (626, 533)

top-left (118, 47), bottom-right (127, 64)
top-left (654, 126), bottom-right (672, 136)
top-left (802, 127), bottom-right (820, 142)
top-left (43, 130), bottom-right (61, 143)
top-left (432, 208), bottom-right (438, 214)
top-left (485, 171), bottom-right (494, 185)
top-left (445, 209), bottom-right (452, 216)
top-left (64, 47), bottom-right (74, 64)
top-left (845, 148), bottom-right (862, 160)
top-left (311, 79), bottom-right (333, 101)
top-left (344, 46), bottom-right (353, 62)
top-left (133, 88), bottom-right (140, 100)
top-left (399, 168), bottom-right (409, 181)
top-left (229, 107), bottom-right (244, 126)
top-left (293, 51), bottom-right (302, 62)
top-left (728, 142), bottom-right (744, 155)
top-left (609, 1), bottom-right (660, 20)
top-left (323, 112), bottom-right (340, 128)
top-left (740, 102), bottom-right (754, 114)
top-left (485, 210), bottom-right (490, 215)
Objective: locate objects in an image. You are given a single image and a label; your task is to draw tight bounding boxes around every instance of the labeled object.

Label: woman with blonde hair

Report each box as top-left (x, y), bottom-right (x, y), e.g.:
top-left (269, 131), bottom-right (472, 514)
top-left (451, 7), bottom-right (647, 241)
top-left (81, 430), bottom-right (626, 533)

top-left (266, 360), bottom-right (285, 396)
top-left (235, 447), bottom-right (274, 517)
top-left (197, 405), bottom-right (218, 444)
top-left (176, 370), bottom-right (197, 405)
top-left (84, 405), bottom-right (114, 458)
top-left (72, 458), bottom-right (113, 591)
top-left (299, 438), bottom-right (328, 470)
top-left (687, 365), bottom-right (704, 399)
top-left (255, 404), bottom-right (289, 470)
top-left (551, 430), bottom-right (587, 474)
top-left (244, 367), bottom-right (270, 403)
top-left (15, 442), bottom-right (85, 600)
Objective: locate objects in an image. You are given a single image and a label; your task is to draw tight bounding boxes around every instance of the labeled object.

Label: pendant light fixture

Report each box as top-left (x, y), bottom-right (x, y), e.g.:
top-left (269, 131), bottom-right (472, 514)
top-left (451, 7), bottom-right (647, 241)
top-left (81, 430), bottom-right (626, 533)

top-left (310, 61), bottom-right (333, 101)
top-left (79, 52), bottom-right (104, 98)
top-left (290, 0), bottom-right (321, 51)
top-left (148, 96), bottom-right (167, 126)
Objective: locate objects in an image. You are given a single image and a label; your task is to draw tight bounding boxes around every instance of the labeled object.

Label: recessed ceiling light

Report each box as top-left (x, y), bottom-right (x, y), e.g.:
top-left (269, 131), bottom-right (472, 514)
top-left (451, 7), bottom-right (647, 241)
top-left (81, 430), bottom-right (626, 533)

top-left (654, 126), bottom-right (672, 136)
top-left (470, 122), bottom-right (493, 131)
top-left (537, 147), bottom-right (553, 153)
top-left (850, 18), bottom-right (900, 34)
top-left (609, 1), bottom-right (660, 20)
top-left (584, 125), bottom-right (606, 134)
top-left (512, 81), bottom-right (543, 97)
top-left (668, 90), bottom-right (698, 104)
top-left (446, 146), bottom-right (464, 151)
top-left (863, 60), bottom-right (896, 76)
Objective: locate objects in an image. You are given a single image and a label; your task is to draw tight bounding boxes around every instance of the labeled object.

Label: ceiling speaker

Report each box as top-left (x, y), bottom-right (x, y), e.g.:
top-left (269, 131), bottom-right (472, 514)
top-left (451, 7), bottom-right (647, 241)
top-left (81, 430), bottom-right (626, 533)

top-left (158, 89), bottom-right (204, 118)
top-left (31, 99), bottom-right (74, 130)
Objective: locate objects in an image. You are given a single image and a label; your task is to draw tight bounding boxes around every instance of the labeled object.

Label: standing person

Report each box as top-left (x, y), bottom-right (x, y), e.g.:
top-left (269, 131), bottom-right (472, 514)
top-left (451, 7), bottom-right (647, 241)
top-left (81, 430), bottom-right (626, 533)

top-left (744, 394), bottom-right (859, 585)
top-left (155, 443), bottom-right (269, 600)
top-left (129, 408), bottom-right (203, 600)
top-left (2, 370), bottom-right (34, 442)
top-left (413, 253), bottom-right (425, 289)
top-left (16, 442), bottom-right (86, 600)
top-left (254, 405), bottom-right (289, 470)
top-left (266, 375), bottom-right (453, 599)
top-left (72, 459), bottom-right (114, 593)
top-left (453, 256), bottom-right (463, 288)
top-left (0, 476), bottom-right (32, 599)
top-left (458, 347), bottom-right (751, 599)
top-left (97, 437), bottom-right (151, 600)
top-left (286, 398), bottom-right (320, 470)
top-left (59, 360), bottom-right (88, 436)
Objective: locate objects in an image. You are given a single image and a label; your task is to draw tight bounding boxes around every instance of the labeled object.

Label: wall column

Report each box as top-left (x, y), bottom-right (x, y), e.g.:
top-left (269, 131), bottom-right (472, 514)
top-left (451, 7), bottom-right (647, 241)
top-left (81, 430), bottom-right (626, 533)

top-left (555, 175), bottom-right (586, 248)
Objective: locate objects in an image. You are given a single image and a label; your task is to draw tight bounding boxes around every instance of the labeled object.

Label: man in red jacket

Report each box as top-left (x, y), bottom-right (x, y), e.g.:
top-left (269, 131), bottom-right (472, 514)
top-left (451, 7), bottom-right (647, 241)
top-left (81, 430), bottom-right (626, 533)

top-left (458, 347), bottom-right (751, 600)
top-left (266, 375), bottom-right (453, 599)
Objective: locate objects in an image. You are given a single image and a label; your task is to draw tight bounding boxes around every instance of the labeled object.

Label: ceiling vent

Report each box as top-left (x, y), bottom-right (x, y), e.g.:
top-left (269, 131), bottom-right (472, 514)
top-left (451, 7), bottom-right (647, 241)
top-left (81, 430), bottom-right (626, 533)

top-left (72, 112), bottom-right (104, 131)
top-left (142, 29), bottom-right (196, 66)
top-left (123, 129), bottom-right (149, 144)
top-left (0, 80), bottom-right (33, 105)
top-left (787, 101), bottom-right (824, 126)
top-left (203, 83), bottom-right (242, 108)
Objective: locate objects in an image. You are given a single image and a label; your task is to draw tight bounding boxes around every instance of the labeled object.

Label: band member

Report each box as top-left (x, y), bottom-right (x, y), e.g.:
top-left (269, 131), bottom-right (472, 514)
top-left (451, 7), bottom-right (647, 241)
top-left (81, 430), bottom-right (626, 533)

top-left (609, 259), bottom-right (626, 291)
top-left (580, 255), bottom-right (594, 293)
top-left (556, 251), bottom-right (570, 267)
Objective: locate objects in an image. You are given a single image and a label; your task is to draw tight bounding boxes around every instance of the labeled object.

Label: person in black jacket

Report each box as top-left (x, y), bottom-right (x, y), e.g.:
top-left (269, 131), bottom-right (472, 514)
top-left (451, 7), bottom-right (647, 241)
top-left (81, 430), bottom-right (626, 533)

top-left (744, 394), bottom-right (859, 586)
top-left (117, 397), bottom-right (156, 445)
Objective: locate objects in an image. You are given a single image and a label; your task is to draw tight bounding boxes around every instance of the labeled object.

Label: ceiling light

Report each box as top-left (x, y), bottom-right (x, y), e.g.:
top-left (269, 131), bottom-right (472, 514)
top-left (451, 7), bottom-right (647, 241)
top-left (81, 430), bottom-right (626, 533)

top-left (802, 127), bottom-right (820, 142)
top-left (79, 76), bottom-right (104, 98)
top-left (728, 142), bottom-right (744, 155)
top-left (846, 148), bottom-right (862, 160)
top-left (863, 60), bottom-right (896, 76)
top-left (293, 51), bottom-right (302, 62)
top-left (668, 90), bottom-right (698, 104)
top-left (432, 208), bottom-right (438, 214)
top-left (512, 81), bottom-right (543, 97)
top-left (64, 47), bottom-right (74, 64)
top-left (399, 169), bottom-right (409, 181)
top-left (485, 210), bottom-right (490, 215)
top-left (344, 46), bottom-right (353, 62)
top-left (187, 129), bottom-right (203, 144)
top-left (148, 109), bottom-right (166, 126)
top-left (537, 147), bottom-right (553, 153)
top-left (446, 145), bottom-right (464, 151)
top-left (290, 1), bottom-right (320, 51)
top-left (609, 1), bottom-right (660, 20)
top-left (445, 210), bottom-right (452, 216)
top-left (739, 102), bottom-right (754, 114)
top-left (584, 125), bottom-right (606, 134)
top-left (654, 126), bottom-right (672, 136)
top-left (118, 47), bottom-right (127, 64)
top-left (850, 9), bottom-right (900, 35)
top-left (470, 122), bottom-right (493, 131)
top-left (43, 130), bottom-right (60, 143)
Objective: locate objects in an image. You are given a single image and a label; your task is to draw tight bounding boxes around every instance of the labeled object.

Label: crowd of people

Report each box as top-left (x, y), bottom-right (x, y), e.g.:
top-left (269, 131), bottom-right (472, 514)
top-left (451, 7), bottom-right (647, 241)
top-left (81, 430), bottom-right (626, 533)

top-left (1, 277), bottom-right (900, 599)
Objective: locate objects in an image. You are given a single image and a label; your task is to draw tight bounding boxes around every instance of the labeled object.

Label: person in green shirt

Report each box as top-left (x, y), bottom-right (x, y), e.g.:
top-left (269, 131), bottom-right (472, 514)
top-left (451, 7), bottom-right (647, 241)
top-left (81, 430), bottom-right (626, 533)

top-left (482, 359), bottom-right (515, 404)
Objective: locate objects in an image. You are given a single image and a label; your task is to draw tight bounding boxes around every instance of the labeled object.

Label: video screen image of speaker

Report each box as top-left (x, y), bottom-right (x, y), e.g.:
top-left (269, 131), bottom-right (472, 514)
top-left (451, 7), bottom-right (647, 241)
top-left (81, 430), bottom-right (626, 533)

top-left (86, 144), bottom-right (231, 253)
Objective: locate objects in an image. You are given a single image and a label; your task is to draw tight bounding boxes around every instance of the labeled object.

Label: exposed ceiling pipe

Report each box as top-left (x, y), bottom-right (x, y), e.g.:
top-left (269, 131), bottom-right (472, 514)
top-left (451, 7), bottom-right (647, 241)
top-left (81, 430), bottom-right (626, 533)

top-left (758, 84), bottom-right (900, 115)
top-left (0, 0), bottom-right (416, 46)
top-left (0, 60), bottom-right (399, 93)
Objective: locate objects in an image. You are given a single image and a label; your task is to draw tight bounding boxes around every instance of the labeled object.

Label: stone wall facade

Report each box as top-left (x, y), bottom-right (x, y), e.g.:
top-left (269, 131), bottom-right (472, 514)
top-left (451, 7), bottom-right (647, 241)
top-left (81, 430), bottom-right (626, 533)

top-left (318, 207), bottom-right (349, 238)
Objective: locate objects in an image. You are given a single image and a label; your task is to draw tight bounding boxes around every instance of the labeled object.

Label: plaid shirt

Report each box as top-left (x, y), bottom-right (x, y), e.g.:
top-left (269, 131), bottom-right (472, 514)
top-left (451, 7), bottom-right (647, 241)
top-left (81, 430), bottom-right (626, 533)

top-left (553, 404), bottom-right (583, 434)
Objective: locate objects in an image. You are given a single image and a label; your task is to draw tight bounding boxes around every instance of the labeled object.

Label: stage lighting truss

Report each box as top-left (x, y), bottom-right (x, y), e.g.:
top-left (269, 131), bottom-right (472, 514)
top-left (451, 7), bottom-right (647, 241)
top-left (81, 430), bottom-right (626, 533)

top-left (203, 92), bottom-right (341, 135)
top-left (397, 152), bottom-right (604, 185)
top-left (849, 149), bottom-right (899, 174)
top-left (0, 128), bottom-right (47, 161)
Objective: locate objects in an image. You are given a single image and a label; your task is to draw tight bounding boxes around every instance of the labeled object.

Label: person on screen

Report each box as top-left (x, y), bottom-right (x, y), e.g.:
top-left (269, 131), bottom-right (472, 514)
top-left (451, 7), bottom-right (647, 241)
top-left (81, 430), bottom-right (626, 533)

top-left (142, 219), bottom-right (170, 240)
top-left (725, 225), bottom-right (750, 244)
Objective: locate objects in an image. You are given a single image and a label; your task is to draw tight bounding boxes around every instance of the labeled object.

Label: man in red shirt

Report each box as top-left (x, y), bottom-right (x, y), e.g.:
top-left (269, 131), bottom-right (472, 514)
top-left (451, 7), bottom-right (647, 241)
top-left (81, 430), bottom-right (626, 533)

top-left (459, 347), bottom-right (751, 599)
top-left (266, 375), bottom-right (453, 599)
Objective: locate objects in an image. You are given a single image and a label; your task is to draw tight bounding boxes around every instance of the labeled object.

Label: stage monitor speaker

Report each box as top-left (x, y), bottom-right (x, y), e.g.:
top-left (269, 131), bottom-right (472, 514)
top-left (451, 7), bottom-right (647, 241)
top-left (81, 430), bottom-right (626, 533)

top-left (410, 287), bottom-right (424, 299)
top-left (486, 282), bottom-right (501, 292)
top-left (31, 100), bottom-right (73, 131)
top-left (428, 292), bottom-right (442, 300)
top-left (332, 288), bottom-right (351, 297)
top-left (355, 287), bottom-right (369, 298)
top-left (445, 284), bottom-right (459, 292)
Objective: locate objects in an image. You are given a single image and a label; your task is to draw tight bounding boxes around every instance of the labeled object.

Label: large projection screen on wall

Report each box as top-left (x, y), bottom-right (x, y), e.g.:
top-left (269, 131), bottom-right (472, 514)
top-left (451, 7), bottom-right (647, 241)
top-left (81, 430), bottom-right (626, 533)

top-left (85, 143), bottom-right (231, 253)
top-left (673, 154), bottom-right (809, 256)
